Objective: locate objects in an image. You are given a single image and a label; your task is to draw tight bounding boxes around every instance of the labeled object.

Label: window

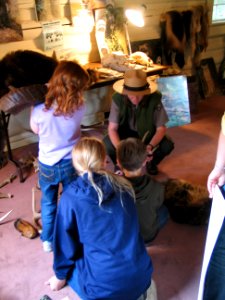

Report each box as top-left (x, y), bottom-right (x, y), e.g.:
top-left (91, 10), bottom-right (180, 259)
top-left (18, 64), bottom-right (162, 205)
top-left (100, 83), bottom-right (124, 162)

top-left (212, 0), bottom-right (225, 23)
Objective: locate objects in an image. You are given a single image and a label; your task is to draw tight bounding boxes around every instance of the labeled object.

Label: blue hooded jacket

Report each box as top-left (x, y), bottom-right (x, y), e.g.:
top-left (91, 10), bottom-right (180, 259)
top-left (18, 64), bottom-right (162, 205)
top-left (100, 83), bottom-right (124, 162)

top-left (53, 173), bottom-right (153, 300)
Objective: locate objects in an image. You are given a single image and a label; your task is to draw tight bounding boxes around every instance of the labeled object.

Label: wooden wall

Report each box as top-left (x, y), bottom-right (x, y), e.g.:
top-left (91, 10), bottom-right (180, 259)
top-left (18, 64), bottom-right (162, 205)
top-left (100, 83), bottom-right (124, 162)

top-left (0, 1), bottom-right (224, 71)
top-left (1, 0), bottom-right (225, 148)
top-left (117, 0), bottom-right (225, 73)
top-left (0, 0), bottom-right (100, 64)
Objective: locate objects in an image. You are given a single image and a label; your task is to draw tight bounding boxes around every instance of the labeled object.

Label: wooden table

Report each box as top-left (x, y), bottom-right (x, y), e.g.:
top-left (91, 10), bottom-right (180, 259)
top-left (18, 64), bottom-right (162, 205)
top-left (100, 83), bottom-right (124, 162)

top-left (86, 63), bottom-right (168, 89)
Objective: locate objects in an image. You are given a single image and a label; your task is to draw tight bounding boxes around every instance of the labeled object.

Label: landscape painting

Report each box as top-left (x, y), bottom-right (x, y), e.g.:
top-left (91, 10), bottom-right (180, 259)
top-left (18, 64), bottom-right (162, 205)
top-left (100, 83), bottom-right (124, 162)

top-left (156, 75), bottom-right (191, 128)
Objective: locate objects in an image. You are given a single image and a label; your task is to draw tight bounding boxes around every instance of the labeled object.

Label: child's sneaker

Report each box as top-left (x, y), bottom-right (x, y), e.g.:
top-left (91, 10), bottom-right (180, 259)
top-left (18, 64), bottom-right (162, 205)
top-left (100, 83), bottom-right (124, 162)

top-left (43, 241), bottom-right (52, 253)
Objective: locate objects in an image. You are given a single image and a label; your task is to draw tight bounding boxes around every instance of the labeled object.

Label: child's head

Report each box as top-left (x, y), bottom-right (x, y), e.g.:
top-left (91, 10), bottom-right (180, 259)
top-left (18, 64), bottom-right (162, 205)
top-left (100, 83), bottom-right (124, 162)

top-left (45, 60), bottom-right (90, 115)
top-left (72, 137), bottom-right (106, 175)
top-left (73, 136), bottom-right (135, 206)
top-left (117, 138), bottom-right (147, 172)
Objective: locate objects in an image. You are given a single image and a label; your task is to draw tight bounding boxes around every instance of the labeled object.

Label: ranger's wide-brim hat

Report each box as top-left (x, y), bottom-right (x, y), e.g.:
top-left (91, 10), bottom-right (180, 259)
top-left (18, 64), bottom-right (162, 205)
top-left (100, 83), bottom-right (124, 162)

top-left (113, 69), bottom-right (157, 95)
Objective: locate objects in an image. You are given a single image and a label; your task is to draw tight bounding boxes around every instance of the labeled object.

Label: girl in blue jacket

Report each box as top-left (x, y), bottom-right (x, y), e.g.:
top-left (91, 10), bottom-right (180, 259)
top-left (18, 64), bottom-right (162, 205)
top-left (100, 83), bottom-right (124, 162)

top-left (46, 136), bottom-right (153, 300)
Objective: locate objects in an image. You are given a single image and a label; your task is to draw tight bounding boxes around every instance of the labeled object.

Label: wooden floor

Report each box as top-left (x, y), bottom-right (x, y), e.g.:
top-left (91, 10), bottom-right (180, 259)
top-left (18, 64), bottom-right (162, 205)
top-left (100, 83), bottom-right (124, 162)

top-left (0, 94), bottom-right (224, 300)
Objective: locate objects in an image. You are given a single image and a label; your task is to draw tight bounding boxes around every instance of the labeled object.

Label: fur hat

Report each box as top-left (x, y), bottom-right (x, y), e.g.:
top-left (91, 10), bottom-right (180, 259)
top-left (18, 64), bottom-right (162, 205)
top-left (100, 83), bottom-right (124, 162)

top-left (113, 69), bottom-right (157, 95)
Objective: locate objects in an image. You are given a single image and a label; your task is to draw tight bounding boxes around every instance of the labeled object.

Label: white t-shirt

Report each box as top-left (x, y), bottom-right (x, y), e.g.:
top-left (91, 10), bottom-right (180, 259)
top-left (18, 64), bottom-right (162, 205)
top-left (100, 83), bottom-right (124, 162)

top-left (31, 103), bottom-right (85, 166)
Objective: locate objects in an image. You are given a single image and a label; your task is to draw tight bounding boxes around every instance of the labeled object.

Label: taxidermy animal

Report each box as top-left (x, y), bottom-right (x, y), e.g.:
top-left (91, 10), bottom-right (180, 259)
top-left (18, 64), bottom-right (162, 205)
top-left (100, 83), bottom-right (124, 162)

top-left (0, 50), bottom-right (98, 114)
top-left (0, 50), bottom-right (57, 98)
top-left (0, 50), bottom-right (57, 165)
top-left (164, 178), bottom-right (212, 225)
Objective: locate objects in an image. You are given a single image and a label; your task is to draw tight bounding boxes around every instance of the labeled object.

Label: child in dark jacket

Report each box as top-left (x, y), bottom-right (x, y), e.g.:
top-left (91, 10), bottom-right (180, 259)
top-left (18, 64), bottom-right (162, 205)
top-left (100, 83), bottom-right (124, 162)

top-left (117, 137), bottom-right (169, 244)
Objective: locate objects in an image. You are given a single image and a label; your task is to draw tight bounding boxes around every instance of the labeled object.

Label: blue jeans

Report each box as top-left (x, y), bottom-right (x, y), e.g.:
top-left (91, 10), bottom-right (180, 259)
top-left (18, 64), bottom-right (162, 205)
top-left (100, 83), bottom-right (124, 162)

top-left (158, 204), bottom-right (169, 229)
top-left (38, 159), bottom-right (77, 242)
top-left (203, 185), bottom-right (225, 300)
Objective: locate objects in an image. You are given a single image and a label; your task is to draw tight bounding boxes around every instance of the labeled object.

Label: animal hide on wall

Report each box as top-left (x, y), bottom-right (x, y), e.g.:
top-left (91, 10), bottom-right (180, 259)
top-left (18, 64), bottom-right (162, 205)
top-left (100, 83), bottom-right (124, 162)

top-left (0, 0), bottom-right (23, 43)
top-left (160, 4), bottom-right (209, 69)
top-left (35, 0), bottom-right (61, 21)
top-left (160, 10), bottom-right (186, 68)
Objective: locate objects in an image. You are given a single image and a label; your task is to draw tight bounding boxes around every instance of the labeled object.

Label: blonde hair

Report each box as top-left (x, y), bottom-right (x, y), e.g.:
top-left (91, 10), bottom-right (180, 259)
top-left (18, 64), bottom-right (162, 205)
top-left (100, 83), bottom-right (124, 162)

top-left (45, 60), bottom-right (90, 116)
top-left (72, 137), bottom-right (135, 206)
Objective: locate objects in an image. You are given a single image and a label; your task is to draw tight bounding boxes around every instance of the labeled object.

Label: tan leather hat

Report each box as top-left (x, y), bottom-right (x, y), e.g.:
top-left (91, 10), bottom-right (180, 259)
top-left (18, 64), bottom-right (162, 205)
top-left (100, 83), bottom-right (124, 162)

top-left (113, 69), bottom-right (157, 95)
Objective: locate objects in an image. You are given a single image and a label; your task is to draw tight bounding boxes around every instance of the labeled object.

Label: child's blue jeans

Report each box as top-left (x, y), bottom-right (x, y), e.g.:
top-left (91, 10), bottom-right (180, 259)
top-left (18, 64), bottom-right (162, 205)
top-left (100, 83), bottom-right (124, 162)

top-left (38, 159), bottom-right (76, 242)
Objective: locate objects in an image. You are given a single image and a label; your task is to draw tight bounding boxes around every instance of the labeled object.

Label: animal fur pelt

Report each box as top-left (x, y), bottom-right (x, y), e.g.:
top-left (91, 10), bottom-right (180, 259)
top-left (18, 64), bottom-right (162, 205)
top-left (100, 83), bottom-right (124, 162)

top-left (0, 50), bottom-right (58, 98)
top-left (160, 10), bottom-right (186, 68)
top-left (164, 178), bottom-right (212, 225)
top-left (0, 50), bottom-right (97, 159)
top-left (0, 0), bottom-right (23, 43)
top-left (0, 50), bottom-right (57, 161)
top-left (160, 5), bottom-right (209, 68)
top-left (191, 5), bottom-right (209, 66)
top-left (35, 0), bottom-right (61, 21)
top-left (0, 50), bottom-right (97, 101)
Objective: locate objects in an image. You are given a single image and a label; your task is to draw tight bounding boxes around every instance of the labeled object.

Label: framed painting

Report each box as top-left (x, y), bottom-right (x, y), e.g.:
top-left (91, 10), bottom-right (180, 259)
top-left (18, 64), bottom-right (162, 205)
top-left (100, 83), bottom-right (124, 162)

top-left (156, 75), bottom-right (191, 128)
top-left (104, 6), bottom-right (129, 54)
top-left (95, 5), bottom-right (130, 57)
top-left (198, 58), bottom-right (218, 98)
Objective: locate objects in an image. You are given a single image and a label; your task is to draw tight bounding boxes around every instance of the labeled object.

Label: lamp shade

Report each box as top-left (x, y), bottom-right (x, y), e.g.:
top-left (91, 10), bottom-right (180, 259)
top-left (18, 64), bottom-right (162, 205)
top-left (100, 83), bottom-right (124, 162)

top-left (72, 8), bottom-right (94, 32)
top-left (125, 7), bottom-right (145, 27)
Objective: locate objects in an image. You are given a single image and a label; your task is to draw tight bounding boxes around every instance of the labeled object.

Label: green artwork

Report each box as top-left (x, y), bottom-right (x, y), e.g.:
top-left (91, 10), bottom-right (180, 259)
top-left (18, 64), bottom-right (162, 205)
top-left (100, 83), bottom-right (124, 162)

top-left (157, 75), bottom-right (191, 128)
top-left (105, 6), bottom-right (129, 54)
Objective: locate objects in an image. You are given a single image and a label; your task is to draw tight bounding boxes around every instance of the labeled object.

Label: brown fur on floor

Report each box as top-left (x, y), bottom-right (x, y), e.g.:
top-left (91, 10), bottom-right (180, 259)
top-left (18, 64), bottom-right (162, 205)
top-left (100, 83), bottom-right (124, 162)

top-left (164, 178), bottom-right (212, 225)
